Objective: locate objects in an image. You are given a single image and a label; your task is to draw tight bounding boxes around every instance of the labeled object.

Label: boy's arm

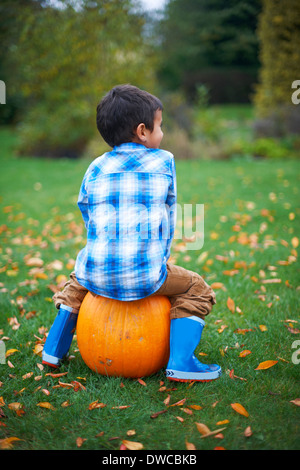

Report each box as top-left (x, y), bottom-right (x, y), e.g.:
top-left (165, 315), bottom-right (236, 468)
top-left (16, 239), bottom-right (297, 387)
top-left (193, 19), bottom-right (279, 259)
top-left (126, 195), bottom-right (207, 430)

top-left (77, 176), bottom-right (89, 229)
top-left (167, 156), bottom-right (177, 243)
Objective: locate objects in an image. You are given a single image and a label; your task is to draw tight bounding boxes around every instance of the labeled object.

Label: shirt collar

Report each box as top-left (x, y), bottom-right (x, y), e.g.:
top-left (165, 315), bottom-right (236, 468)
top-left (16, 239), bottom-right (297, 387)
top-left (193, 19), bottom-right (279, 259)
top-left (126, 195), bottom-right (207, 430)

top-left (113, 142), bottom-right (147, 152)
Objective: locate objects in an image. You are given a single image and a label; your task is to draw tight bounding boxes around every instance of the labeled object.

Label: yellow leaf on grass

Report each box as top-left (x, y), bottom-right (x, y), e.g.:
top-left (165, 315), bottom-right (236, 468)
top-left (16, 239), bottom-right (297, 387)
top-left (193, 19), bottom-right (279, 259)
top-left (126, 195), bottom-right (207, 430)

top-left (0, 437), bottom-right (23, 449)
top-left (231, 403), bottom-right (249, 417)
top-left (255, 360), bottom-right (278, 370)
top-left (211, 282), bottom-right (226, 290)
top-left (226, 297), bottom-right (235, 313)
top-left (37, 402), bottom-right (55, 410)
top-left (5, 349), bottom-right (19, 357)
top-left (33, 344), bottom-right (43, 355)
top-left (259, 325), bottom-right (268, 332)
top-left (122, 440), bottom-right (144, 450)
top-left (216, 419), bottom-right (229, 425)
top-left (8, 402), bottom-right (23, 411)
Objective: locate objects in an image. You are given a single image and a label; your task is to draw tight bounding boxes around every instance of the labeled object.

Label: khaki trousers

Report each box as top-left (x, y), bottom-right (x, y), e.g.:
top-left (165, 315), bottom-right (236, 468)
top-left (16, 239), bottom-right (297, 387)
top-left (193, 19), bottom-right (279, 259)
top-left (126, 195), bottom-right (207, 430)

top-left (52, 263), bottom-right (216, 321)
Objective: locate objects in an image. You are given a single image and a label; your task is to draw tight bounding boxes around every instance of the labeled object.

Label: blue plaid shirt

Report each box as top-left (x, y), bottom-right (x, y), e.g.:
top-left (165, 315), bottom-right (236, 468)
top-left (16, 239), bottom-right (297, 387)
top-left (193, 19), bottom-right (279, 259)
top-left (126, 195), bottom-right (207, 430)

top-left (75, 143), bottom-right (177, 300)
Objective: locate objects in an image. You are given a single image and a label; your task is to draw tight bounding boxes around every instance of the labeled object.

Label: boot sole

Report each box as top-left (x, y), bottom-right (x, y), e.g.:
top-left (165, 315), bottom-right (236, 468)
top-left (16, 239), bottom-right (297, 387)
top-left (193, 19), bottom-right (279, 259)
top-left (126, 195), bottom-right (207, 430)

top-left (167, 376), bottom-right (218, 383)
top-left (166, 368), bottom-right (221, 382)
top-left (42, 351), bottom-right (61, 368)
top-left (42, 360), bottom-right (59, 369)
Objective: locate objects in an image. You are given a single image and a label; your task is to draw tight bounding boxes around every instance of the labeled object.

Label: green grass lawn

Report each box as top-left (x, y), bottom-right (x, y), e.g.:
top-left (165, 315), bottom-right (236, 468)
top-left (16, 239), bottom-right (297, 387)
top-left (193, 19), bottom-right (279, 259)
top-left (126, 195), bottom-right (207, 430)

top-left (0, 126), bottom-right (299, 451)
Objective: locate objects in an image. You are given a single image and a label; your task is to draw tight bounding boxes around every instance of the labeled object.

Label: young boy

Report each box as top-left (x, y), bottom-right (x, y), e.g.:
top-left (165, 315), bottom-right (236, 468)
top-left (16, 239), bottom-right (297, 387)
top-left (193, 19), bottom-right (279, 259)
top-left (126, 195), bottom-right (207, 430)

top-left (42, 84), bottom-right (221, 382)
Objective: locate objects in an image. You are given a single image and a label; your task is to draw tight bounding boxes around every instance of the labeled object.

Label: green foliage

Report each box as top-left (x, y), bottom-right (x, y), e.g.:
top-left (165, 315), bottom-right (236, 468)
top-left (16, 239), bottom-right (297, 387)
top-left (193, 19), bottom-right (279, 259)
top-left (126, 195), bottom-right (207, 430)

top-left (8, 0), bottom-right (157, 157)
top-left (253, 0), bottom-right (300, 138)
top-left (157, 0), bottom-right (261, 102)
top-left (254, 0), bottom-right (300, 116)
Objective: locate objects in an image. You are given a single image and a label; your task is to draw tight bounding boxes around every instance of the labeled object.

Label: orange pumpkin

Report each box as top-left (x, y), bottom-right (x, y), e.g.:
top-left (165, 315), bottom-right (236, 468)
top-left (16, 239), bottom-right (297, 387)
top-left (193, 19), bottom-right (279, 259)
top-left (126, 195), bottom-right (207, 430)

top-left (76, 292), bottom-right (171, 378)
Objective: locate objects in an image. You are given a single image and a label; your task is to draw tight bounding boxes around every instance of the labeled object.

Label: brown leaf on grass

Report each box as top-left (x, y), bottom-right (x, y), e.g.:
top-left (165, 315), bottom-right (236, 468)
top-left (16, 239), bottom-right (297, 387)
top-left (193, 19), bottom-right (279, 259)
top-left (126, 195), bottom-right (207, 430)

top-left (239, 349), bottom-right (252, 357)
top-left (290, 398), bottom-right (300, 406)
top-left (22, 372), bottom-right (33, 380)
top-left (195, 422), bottom-right (211, 435)
top-left (45, 371), bottom-right (68, 378)
top-left (169, 398), bottom-right (186, 407)
top-left (71, 380), bottom-right (86, 391)
top-left (58, 381), bottom-right (74, 389)
top-left (122, 439), bottom-right (144, 450)
top-left (234, 328), bottom-right (253, 335)
top-left (88, 400), bottom-right (106, 410)
top-left (216, 419), bottom-right (229, 425)
top-left (76, 437), bottom-right (86, 447)
top-left (111, 405), bottom-right (130, 410)
top-left (61, 400), bottom-right (72, 407)
top-left (227, 297), bottom-right (235, 313)
top-left (261, 278), bottom-right (281, 284)
top-left (185, 439), bottom-right (196, 450)
top-left (181, 407), bottom-right (193, 415)
top-left (25, 257), bottom-right (44, 267)
top-left (137, 378), bottom-right (146, 386)
top-left (8, 402), bottom-right (23, 411)
top-left (244, 426), bottom-right (253, 437)
top-left (163, 394), bottom-right (171, 406)
top-left (196, 422), bottom-right (227, 438)
top-left (255, 360), bottom-right (278, 370)
top-left (150, 409), bottom-right (167, 419)
top-left (211, 282), bottom-right (226, 291)
top-left (230, 403), bottom-right (249, 417)
top-left (284, 325), bottom-right (300, 334)
top-left (228, 369), bottom-right (247, 381)
top-left (189, 404), bottom-right (202, 410)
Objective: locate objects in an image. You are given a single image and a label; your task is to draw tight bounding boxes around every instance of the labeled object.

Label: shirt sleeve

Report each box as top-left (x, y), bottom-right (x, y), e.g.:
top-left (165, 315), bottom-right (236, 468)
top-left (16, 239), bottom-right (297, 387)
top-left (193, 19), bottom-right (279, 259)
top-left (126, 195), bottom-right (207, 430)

top-left (77, 173), bottom-right (89, 229)
top-left (166, 155), bottom-right (177, 243)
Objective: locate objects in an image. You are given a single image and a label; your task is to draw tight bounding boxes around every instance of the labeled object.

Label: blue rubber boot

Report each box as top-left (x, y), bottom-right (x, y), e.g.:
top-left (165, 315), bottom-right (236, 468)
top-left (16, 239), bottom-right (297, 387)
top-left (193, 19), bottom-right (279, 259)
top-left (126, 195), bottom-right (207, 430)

top-left (166, 316), bottom-right (221, 382)
top-left (42, 305), bottom-right (78, 368)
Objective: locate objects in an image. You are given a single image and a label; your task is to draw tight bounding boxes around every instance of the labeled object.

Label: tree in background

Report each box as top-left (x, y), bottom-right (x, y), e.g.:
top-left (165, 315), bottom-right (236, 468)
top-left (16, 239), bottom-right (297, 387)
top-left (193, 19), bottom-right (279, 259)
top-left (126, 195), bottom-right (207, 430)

top-left (4, 0), bottom-right (157, 157)
top-left (253, 0), bottom-right (300, 137)
top-left (0, 0), bottom-right (43, 124)
top-left (157, 0), bottom-right (261, 103)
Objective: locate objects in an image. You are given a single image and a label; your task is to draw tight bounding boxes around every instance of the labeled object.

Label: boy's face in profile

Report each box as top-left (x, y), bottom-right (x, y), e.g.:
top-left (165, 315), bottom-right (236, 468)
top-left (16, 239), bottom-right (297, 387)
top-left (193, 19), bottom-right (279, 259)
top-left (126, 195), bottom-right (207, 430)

top-left (146, 109), bottom-right (163, 149)
top-left (134, 109), bottom-right (164, 149)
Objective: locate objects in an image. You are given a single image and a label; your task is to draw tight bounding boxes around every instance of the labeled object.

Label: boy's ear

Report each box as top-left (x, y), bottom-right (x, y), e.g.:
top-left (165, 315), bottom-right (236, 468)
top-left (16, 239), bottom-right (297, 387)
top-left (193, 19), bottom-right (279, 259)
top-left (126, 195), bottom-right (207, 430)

top-left (135, 123), bottom-right (147, 142)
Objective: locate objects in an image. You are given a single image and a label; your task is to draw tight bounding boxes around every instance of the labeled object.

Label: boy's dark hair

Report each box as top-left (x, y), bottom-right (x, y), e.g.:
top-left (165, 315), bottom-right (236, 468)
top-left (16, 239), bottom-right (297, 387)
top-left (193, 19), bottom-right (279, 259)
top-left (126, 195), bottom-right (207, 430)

top-left (96, 84), bottom-right (163, 147)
